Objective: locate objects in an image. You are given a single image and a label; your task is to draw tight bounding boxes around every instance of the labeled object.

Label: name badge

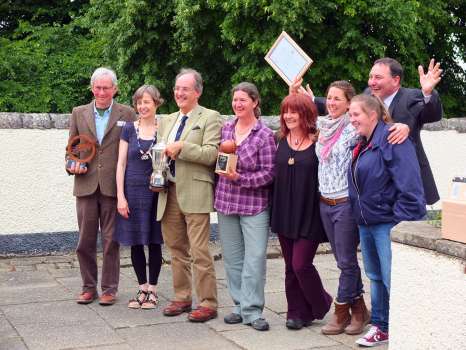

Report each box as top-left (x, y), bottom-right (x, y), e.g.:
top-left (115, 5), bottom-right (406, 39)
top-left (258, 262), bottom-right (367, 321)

top-left (117, 121), bottom-right (126, 127)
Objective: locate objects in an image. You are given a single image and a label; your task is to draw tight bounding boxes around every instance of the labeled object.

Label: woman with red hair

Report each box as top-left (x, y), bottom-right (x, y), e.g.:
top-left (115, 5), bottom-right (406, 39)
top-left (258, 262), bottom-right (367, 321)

top-left (271, 94), bottom-right (332, 330)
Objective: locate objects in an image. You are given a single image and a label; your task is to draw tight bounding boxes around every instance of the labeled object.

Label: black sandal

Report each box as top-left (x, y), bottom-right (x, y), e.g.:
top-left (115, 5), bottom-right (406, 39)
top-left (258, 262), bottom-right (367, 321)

top-left (141, 291), bottom-right (159, 309)
top-left (128, 290), bottom-right (147, 309)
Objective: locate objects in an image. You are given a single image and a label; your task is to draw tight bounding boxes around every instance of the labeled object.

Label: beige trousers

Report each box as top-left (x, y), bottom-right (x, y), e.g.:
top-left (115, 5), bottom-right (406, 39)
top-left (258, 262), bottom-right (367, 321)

top-left (161, 183), bottom-right (218, 309)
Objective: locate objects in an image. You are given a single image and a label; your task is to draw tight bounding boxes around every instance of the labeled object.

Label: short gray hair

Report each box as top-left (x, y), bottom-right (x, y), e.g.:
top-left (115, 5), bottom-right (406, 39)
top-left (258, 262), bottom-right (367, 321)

top-left (175, 68), bottom-right (203, 94)
top-left (90, 67), bottom-right (118, 87)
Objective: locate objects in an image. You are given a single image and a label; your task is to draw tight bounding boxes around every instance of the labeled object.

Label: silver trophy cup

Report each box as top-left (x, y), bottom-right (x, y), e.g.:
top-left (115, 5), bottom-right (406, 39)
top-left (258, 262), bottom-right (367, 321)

top-left (149, 141), bottom-right (168, 192)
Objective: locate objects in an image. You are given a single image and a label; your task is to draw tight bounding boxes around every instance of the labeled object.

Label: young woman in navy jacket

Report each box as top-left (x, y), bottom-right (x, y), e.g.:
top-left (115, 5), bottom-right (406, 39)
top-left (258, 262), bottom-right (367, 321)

top-left (347, 94), bottom-right (426, 347)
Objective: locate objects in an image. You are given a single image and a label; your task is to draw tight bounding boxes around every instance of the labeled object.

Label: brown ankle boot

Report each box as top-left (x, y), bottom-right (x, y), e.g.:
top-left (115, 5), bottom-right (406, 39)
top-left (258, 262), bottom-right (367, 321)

top-left (345, 295), bottom-right (370, 335)
top-left (321, 301), bottom-right (351, 335)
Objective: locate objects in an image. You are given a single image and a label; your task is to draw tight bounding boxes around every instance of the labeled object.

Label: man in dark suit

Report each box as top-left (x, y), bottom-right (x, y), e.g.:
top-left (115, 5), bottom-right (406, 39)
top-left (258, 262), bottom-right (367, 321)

top-left (367, 58), bottom-right (442, 204)
top-left (296, 58), bottom-right (442, 204)
top-left (66, 67), bottom-right (136, 305)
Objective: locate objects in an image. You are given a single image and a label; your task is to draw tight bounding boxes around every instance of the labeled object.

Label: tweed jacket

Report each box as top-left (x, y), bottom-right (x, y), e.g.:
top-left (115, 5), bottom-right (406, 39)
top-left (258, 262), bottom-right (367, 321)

top-left (68, 101), bottom-right (136, 197)
top-left (156, 105), bottom-right (221, 219)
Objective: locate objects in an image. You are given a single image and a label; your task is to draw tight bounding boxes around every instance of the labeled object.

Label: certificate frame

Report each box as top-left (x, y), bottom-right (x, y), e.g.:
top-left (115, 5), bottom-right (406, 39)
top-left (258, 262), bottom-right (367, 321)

top-left (265, 31), bottom-right (313, 86)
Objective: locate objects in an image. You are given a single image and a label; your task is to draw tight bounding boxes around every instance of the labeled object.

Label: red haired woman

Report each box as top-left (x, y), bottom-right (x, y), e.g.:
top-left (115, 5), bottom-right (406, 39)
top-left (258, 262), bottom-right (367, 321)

top-left (271, 94), bottom-right (332, 330)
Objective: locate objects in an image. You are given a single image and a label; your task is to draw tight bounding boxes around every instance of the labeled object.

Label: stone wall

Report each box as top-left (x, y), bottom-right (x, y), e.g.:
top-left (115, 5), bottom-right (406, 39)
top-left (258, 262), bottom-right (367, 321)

top-left (0, 112), bottom-right (465, 132)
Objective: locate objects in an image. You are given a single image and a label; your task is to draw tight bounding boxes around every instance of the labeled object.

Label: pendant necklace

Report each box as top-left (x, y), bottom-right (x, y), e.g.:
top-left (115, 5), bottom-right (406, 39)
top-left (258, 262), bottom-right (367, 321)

top-left (288, 133), bottom-right (306, 166)
top-left (135, 120), bottom-right (157, 160)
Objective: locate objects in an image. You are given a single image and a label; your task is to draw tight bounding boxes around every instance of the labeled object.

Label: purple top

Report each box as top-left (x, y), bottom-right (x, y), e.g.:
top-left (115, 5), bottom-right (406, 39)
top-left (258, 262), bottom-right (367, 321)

top-left (214, 118), bottom-right (276, 216)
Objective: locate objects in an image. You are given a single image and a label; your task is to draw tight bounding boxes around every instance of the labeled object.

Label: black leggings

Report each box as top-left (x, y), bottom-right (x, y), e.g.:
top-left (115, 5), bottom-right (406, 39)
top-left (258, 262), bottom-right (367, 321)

top-left (130, 244), bottom-right (162, 285)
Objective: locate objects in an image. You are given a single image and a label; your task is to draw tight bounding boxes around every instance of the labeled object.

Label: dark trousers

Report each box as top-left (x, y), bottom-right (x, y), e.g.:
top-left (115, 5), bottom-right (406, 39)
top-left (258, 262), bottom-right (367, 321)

top-left (319, 201), bottom-right (364, 303)
top-left (76, 188), bottom-right (119, 295)
top-left (278, 235), bottom-right (332, 321)
top-left (131, 244), bottom-right (162, 285)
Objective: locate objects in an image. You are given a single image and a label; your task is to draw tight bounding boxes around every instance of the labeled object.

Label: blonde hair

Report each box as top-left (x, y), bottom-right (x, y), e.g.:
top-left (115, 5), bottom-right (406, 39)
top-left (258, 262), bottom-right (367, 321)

top-left (351, 94), bottom-right (392, 123)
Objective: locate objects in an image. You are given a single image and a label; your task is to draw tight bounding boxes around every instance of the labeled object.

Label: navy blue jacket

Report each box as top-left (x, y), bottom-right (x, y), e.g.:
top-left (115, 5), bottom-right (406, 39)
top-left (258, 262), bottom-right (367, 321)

top-left (348, 121), bottom-right (426, 225)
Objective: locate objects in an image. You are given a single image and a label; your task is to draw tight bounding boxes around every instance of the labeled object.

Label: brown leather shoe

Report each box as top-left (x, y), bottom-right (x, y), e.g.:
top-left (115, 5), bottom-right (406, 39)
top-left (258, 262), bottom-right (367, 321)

top-left (76, 291), bottom-right (98, 304)
top-left (321, 301), bottom-right (351, 335)
top-left (163, 301), bottom-right (192, 316)
top-left (188, 306), bottom-right (217, 323)
top-left (99, 293), bottom-right (116, 306)
top-left (345, 295), bottom-right (370, 335)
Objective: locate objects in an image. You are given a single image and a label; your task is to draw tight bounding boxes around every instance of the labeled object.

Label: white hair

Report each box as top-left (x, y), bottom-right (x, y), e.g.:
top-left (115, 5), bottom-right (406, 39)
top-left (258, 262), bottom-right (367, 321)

top-left (90, 67), bottom-right (118, 87)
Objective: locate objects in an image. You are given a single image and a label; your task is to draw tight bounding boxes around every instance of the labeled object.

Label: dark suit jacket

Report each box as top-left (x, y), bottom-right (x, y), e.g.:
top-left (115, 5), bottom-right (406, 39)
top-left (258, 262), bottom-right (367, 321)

top-left (315, 88), bottom-right (442, 204)
top-left (68, 101), bottom-right (136, 197)
top-left (387, 87), bottom-right (442, 204)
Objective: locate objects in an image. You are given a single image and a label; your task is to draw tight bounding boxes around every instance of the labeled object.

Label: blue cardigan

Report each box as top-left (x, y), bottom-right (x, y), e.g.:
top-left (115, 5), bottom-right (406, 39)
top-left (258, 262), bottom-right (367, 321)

top-left (348, 121), bottom-right (426, 225)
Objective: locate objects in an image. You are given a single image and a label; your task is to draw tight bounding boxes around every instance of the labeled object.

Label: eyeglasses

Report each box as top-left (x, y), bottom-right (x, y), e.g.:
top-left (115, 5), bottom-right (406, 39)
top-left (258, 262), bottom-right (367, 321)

top-left (93, 86), bottom-right (114, 92)
top-left (173, 86), bottom-right (194, 93)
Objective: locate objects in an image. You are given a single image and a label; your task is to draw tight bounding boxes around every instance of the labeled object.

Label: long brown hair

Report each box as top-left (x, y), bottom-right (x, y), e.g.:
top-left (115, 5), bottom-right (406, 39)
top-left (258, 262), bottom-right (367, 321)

top-left (279, 94), bottom-right (318, 139)
top-left (351, 94), bottom-right (392, 123)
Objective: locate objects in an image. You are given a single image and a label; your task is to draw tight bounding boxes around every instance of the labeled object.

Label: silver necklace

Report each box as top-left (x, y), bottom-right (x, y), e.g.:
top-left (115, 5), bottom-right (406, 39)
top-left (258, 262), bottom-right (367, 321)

top-left (135, 120), bottom-right (156, 160)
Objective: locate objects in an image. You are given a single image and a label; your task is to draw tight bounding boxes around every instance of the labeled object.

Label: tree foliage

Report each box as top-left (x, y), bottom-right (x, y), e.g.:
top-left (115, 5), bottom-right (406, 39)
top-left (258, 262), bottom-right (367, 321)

top-left (0, 1), bottom-right (101, 113)
top-left (0, 0), bottom-right (464, 116)
top-left (0, 21), bottom-right (103, 112)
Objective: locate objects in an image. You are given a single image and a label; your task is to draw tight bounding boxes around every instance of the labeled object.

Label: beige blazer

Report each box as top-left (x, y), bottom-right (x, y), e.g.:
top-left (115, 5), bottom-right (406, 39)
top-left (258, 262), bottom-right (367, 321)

top-left (156, 105), bottom-right (221, 219)
top-left (68, 101), bottom-right (136, 197)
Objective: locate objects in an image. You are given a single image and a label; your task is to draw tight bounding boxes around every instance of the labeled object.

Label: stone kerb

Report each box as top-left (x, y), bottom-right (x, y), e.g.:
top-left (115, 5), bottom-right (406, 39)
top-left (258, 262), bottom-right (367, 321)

top-left (391, 221), bottom-right (466, 260)
top-left (1, 112), bottom-right (464, 132)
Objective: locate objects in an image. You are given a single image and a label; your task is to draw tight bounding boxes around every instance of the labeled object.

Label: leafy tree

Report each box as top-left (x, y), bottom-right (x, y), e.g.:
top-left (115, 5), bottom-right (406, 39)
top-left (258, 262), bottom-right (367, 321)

top-left (1, 0), bottom-right (464, 116)
top-left (0, 21), bottom-right (103, 112)
top-left (0, 0), bottom-right (89, 37)
top-left (84, 0), bottom-right (465, 117)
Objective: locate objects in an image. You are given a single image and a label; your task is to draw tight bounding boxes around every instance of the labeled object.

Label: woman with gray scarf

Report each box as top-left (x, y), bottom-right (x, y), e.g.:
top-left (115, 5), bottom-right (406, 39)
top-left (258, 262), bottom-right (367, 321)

top-left (315, 81), bottom-right (369, 335)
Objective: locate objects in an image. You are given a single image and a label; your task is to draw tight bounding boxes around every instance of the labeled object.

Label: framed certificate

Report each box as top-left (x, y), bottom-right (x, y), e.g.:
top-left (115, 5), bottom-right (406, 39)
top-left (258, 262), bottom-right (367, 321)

top-left (265, 31), bottom-right (313, 86)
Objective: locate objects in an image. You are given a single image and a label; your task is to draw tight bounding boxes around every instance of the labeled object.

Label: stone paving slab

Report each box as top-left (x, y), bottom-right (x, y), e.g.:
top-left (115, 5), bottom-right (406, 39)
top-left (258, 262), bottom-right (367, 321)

top-left (16, 322), bottom-right (122, 350)
top-left (0, 314), bottom-right (18, 338)
top-left (220, 326), bottom-right (340, 350)
top-left (0, 285), bottom-right (74, 306)
top-left (75, 345), bottom-right (132, 350)
top-left (0, 337), bottom-right (28, 350)
top-left (0, 251), bottom-right (386, 350)
top-left (117, 322), bottom-right (239, 350)
top-left (1, 300), bottom-right (101, 326)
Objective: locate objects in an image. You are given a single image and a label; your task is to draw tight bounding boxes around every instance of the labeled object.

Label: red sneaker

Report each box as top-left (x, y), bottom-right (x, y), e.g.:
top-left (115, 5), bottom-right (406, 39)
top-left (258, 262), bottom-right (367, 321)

top-left (356, 326), bottom-right (388, 347)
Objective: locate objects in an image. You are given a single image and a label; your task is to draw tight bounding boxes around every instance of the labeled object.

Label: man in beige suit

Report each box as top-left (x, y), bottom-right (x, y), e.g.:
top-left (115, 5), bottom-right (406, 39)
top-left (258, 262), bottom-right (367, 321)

top-left (158, 68), bottom-right (221, 322)
top-left (67, 67), bottom-right (136, 305)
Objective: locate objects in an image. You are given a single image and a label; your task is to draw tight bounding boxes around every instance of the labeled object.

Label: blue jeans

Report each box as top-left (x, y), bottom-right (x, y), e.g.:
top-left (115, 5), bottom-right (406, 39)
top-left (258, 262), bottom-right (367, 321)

top-left (358, 223), bottom-right (394, 333)
top-left (217, 209), bottom-right (269, 324)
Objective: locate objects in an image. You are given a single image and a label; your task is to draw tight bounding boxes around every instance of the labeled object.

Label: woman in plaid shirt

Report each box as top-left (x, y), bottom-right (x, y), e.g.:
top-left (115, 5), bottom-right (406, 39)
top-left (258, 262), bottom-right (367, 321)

top-left (214, 82), bottom-right (276, 331)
